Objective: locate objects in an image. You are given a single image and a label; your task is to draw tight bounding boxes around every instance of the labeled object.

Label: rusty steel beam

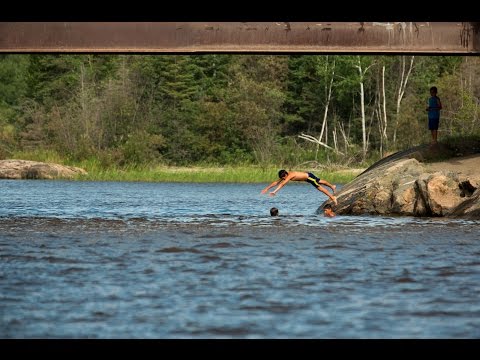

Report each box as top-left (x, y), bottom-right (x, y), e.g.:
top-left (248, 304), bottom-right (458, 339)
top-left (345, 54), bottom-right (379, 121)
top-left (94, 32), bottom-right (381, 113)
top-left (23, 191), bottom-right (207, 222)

top-left (0, 22), bottom-right (479, 54)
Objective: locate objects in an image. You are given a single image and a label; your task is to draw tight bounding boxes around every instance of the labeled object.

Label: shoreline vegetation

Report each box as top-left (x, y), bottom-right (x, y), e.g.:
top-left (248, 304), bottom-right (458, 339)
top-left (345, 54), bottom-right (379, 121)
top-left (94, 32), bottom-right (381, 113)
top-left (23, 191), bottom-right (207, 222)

top-left (5, 135), bottom-right (479, 184)
top-left (69, 136), bottom-right (480, 184)
top-left (73, 165), bottom-right (363, 184)
top-left (5, 148), bottom-right (365, 184)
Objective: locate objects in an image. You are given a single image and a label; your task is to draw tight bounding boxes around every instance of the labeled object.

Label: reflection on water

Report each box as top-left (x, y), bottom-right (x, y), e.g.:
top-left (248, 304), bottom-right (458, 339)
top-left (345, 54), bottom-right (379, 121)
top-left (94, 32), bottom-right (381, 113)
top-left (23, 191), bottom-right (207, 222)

top-left (1, 180), bottom-right (480, 338)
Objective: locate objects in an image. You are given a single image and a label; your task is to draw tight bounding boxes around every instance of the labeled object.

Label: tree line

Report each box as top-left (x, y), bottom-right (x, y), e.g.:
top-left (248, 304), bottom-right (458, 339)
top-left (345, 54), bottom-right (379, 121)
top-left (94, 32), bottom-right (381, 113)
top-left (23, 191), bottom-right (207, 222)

top-left (1, 54), bottom-right (479, 168)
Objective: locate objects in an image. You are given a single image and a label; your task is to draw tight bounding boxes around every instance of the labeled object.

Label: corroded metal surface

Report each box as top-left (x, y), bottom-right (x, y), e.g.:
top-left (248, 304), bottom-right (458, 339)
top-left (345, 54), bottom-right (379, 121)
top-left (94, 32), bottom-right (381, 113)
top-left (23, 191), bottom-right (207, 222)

top-left (0, 22), bottom-right (479, 53)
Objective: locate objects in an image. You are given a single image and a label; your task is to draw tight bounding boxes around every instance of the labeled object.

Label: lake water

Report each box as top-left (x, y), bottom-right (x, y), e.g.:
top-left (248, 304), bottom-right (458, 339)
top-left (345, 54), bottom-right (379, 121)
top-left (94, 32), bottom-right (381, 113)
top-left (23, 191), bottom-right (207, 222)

top-left (1, 180), bottom-right (480, 338)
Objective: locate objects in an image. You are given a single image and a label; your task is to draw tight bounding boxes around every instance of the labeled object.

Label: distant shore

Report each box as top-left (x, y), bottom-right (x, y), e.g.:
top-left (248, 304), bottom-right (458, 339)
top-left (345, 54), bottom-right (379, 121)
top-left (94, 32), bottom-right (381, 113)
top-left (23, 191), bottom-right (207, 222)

top-left (0, 160), bottom-right (364, 184)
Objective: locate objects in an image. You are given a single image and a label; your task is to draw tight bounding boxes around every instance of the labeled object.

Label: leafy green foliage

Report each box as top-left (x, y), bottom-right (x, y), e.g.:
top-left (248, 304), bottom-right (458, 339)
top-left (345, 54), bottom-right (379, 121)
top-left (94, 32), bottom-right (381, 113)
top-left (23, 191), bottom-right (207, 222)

top-left (2, 54), bottom-right (479, 171)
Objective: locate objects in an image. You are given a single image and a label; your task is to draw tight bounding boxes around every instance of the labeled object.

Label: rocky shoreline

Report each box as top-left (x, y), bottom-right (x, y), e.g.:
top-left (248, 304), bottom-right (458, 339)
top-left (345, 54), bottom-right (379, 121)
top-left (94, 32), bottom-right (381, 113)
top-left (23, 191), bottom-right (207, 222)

top-left (320, 142), bottom-right (480, 219)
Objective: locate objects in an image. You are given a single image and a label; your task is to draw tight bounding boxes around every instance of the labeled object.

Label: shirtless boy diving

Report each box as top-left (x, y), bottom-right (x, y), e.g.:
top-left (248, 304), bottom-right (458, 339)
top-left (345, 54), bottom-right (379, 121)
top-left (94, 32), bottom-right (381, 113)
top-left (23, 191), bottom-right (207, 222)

top-left (261, 169), bottom-right (337, 205)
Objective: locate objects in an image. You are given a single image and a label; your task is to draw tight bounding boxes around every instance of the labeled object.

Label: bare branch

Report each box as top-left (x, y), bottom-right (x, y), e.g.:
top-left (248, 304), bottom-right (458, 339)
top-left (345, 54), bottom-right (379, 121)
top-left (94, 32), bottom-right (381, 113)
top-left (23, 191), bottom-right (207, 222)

top-left (298, 133), bottom-right (344, 155)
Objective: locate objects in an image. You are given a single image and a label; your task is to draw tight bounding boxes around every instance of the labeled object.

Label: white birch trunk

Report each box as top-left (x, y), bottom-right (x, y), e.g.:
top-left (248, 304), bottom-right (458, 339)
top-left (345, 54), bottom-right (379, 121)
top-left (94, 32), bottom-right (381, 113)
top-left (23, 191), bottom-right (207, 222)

top-left (356, 57), bottom-right (367, 159)
top-left (393, 55), bottom-right (414, 145)
top-left (316, 57), bottom-right (336, 160)
top-left (382, 65), bottom-right (388, 142)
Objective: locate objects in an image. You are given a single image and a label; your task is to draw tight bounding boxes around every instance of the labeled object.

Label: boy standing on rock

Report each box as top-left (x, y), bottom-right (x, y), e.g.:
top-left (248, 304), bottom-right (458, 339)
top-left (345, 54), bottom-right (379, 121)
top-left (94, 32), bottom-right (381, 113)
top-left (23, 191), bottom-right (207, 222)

top-left (426, 86), bottom-right (442, 145)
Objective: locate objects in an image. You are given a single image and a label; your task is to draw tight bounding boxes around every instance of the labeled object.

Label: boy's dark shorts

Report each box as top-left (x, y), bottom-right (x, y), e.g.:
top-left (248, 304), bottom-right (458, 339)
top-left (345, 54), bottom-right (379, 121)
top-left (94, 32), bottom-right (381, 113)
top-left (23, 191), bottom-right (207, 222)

top-left (428, 118), bottom-right (439, 130)
top-left (306, 172), bottom-right (321, 188)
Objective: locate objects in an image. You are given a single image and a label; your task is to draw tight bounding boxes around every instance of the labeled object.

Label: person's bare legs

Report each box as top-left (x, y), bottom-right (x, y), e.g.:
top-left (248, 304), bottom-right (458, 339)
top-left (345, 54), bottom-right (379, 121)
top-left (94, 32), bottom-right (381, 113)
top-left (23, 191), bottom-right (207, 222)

top-left (431, 130), bottom-right (438, 145)
top-left (319, 179), bottom-right (336, 194)
top-left (316, 185), bottom-right (338, 205)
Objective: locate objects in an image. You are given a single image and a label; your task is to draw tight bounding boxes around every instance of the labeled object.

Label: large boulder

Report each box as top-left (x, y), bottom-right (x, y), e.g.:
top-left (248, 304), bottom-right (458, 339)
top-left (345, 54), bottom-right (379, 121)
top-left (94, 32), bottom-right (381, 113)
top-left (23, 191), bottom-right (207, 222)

top-left (318, 143), bottom-right (480, 218)
top-left (0, 159), bottom-right (87, 180)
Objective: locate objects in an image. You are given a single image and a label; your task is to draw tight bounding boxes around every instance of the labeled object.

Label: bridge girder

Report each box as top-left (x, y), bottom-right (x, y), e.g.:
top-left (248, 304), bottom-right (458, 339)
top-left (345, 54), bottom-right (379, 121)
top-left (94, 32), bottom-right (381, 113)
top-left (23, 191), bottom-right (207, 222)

top-left (1, 22), bottom-right (479, 54)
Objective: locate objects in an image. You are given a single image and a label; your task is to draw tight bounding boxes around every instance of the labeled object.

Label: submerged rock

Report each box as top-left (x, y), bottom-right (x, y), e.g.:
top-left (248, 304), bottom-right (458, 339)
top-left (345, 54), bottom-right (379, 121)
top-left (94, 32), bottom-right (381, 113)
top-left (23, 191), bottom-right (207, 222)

top-left (0, 159), bottom-right (87, 180)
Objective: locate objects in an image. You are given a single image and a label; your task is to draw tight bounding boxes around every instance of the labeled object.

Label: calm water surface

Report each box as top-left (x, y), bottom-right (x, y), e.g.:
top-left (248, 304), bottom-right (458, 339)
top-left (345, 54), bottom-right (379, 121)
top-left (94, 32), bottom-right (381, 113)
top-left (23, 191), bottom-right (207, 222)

top-left (1, 180), bottom-right (480, 338)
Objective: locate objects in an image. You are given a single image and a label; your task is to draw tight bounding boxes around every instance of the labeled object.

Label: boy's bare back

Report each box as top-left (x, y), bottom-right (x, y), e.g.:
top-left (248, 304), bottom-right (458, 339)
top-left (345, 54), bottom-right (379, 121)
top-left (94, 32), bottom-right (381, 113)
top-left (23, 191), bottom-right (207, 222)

top-left (284, 171), bottom-right (308, 181)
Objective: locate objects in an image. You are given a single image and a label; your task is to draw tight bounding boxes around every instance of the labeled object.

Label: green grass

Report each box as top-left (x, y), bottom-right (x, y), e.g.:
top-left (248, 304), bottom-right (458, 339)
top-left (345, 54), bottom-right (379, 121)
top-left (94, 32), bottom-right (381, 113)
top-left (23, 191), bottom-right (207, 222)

top-left (74, 165), bottom-right (360, 184)
top-left (10, 149), bottom-right (65, 164)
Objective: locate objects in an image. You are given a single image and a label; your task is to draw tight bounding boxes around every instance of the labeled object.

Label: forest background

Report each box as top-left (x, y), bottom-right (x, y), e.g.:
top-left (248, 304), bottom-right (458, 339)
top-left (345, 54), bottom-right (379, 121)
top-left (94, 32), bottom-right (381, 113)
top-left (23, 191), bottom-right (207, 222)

top-left (1, 54), bottom-right (479, 182)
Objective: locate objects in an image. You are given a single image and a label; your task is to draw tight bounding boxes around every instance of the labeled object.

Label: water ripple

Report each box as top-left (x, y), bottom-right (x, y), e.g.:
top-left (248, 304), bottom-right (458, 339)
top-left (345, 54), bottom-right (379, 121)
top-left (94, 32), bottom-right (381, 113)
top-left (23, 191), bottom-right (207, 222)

top-left (2, 181), bottom-right (480, 338)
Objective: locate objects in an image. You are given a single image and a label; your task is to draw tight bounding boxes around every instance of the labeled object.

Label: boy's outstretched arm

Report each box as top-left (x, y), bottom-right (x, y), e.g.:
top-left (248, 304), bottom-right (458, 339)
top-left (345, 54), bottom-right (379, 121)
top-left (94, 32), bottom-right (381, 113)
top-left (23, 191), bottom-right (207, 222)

top-left (261, 180), bottom-right (281, 194)
top-left (269, 178), bottom-right (290, 196)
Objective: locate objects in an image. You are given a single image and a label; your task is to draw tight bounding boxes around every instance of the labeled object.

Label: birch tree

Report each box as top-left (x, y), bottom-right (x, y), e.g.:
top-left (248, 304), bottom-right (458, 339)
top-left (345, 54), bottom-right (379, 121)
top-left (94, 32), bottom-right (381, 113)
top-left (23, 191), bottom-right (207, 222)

top-left (354, 56), bottom-right (375, 159)
top-left (392, 55), bottom-right (414, 146)
top-left (316, 56), bottom-right (336, 159)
